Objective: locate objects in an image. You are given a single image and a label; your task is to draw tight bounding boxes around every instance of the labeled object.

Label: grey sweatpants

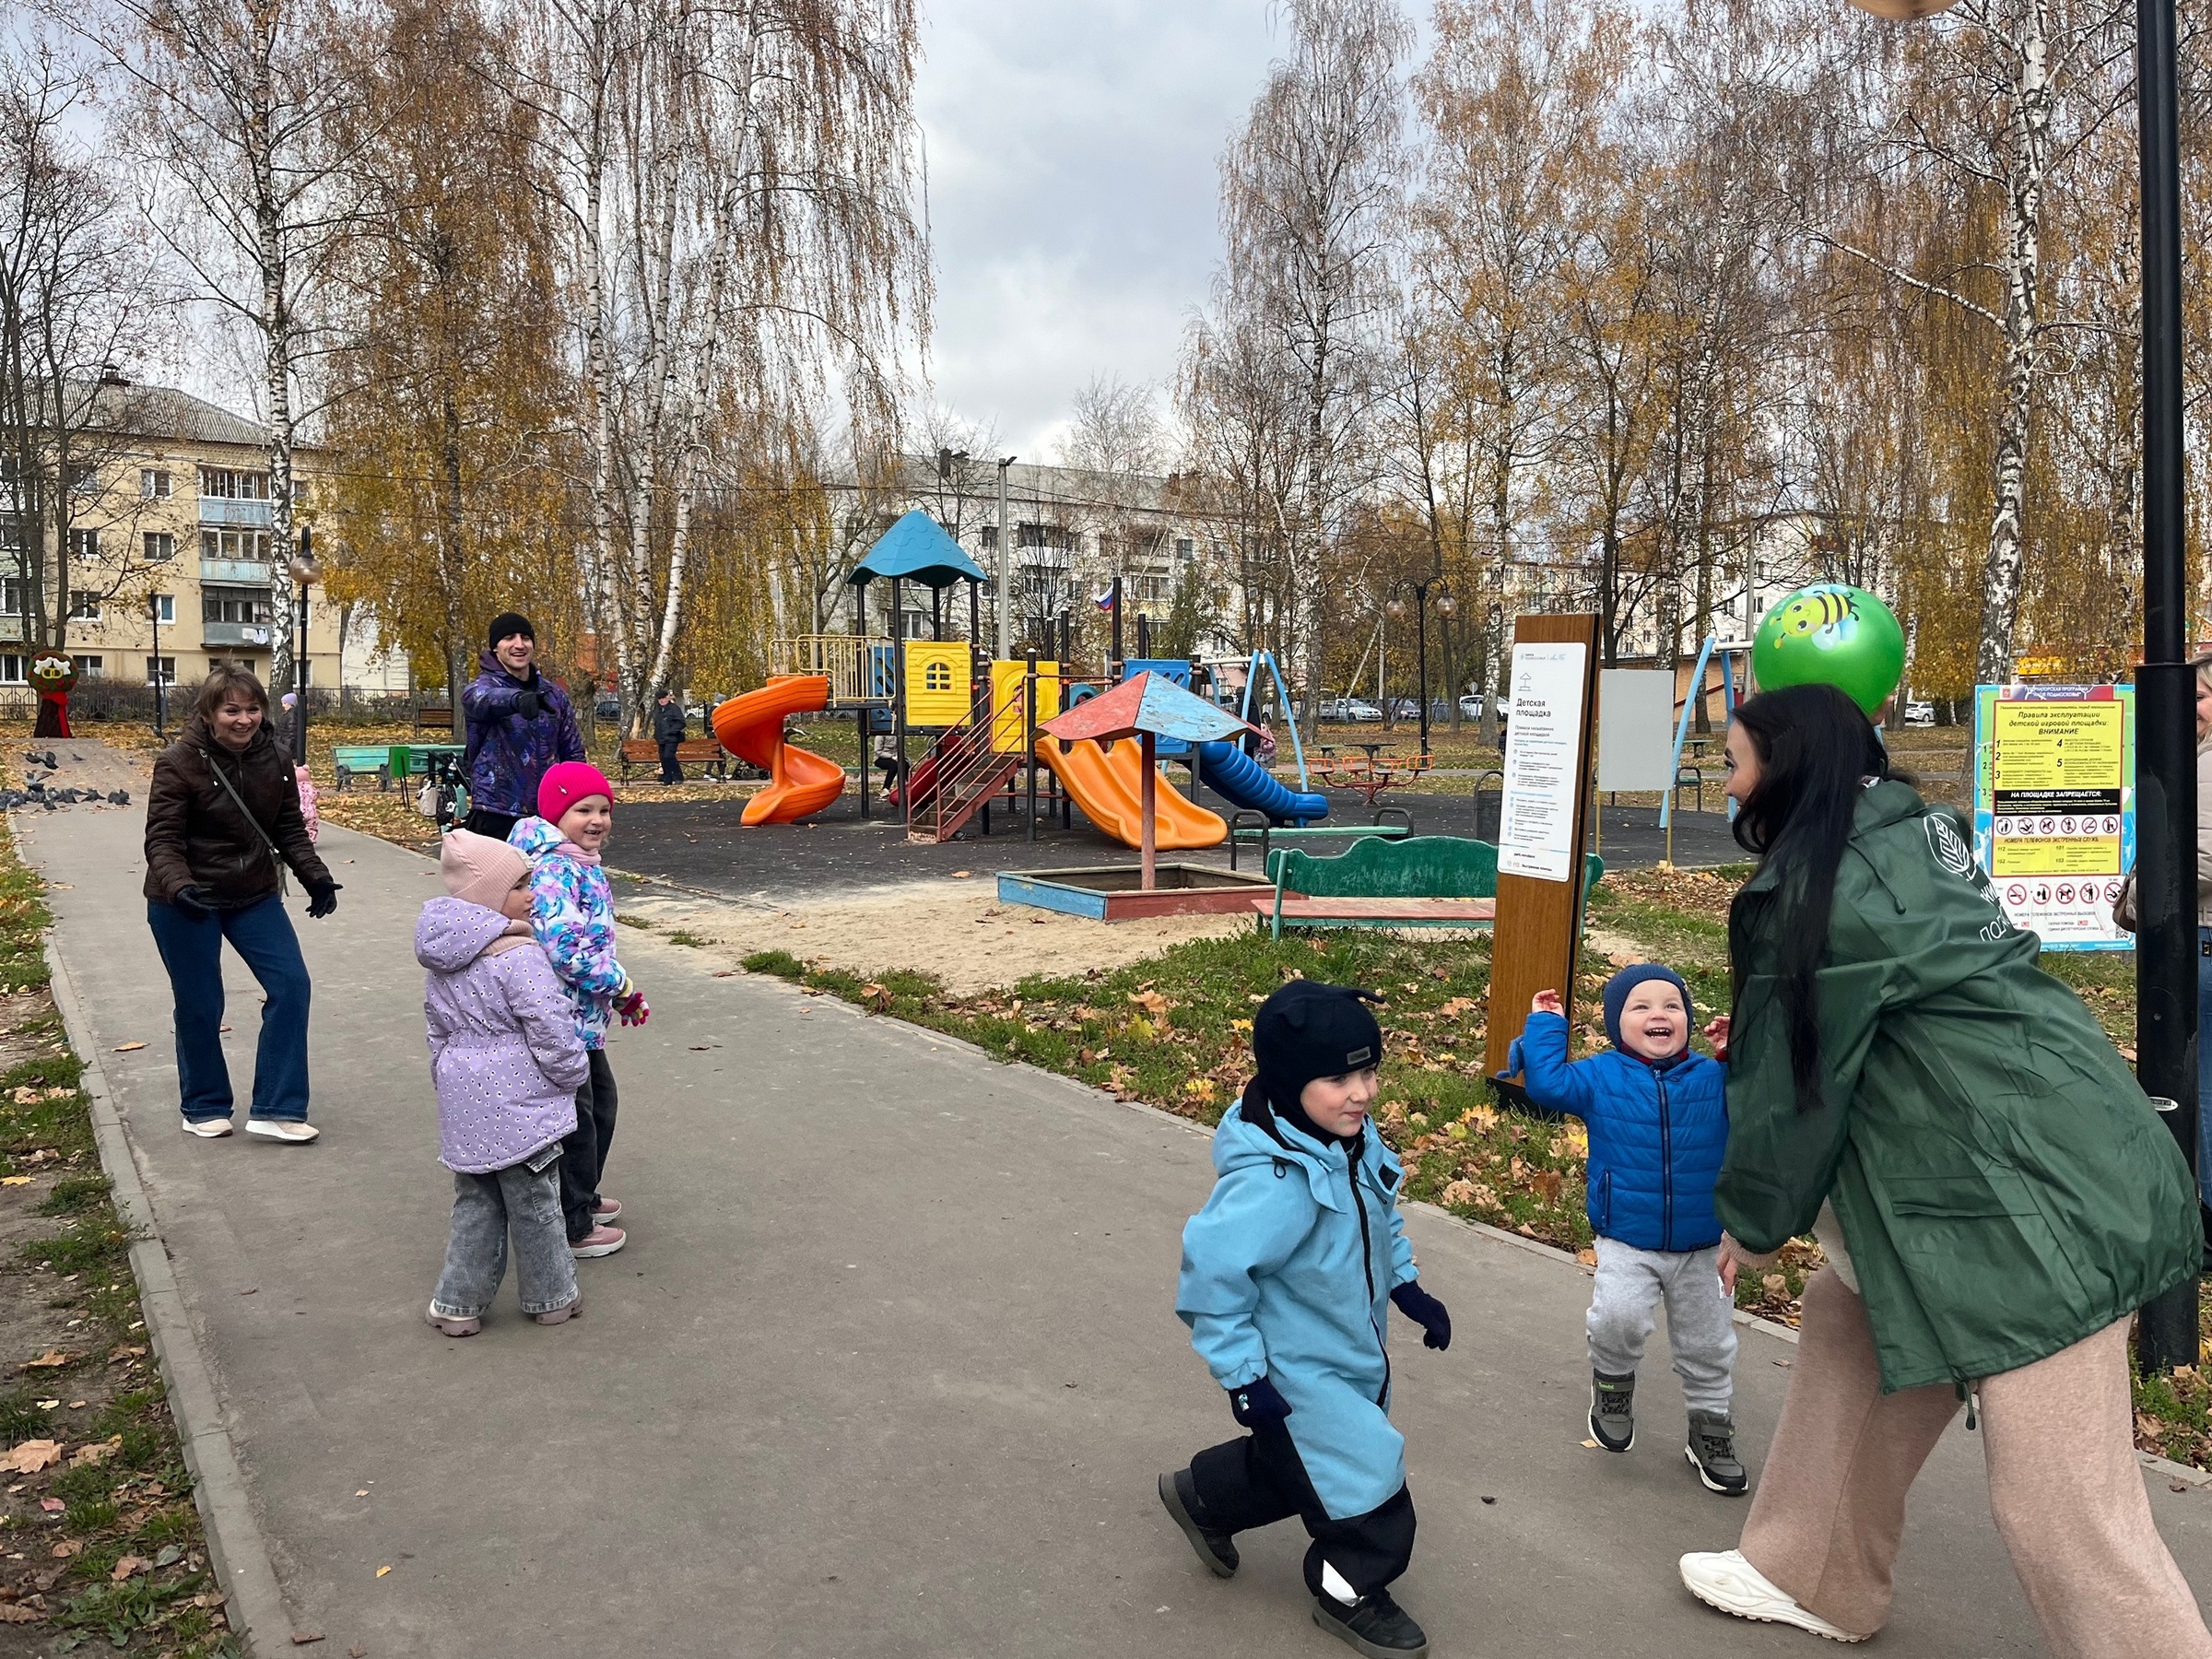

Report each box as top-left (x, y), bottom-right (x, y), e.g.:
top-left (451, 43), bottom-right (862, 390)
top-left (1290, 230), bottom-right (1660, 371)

top-left (430, 1156), bottom-right (578, 1319)
top-left (1586, 1234), bottom-right (1736, 1415)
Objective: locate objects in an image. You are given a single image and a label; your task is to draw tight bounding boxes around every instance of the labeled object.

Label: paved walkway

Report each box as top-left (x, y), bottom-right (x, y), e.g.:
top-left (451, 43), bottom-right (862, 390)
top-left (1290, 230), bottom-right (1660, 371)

top-left (21, 751), bottom-right (2212, 1656)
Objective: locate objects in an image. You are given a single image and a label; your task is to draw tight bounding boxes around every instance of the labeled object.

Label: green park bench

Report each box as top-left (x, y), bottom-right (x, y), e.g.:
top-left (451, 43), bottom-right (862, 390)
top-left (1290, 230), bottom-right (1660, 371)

top-left (1254, 835), bottom-right (1604, 939)
top-left (333, 745), bottom-right (398, 792)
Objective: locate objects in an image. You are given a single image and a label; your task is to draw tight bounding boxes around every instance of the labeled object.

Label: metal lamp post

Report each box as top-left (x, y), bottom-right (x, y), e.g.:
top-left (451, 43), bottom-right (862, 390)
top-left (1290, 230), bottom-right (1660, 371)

top-left (1850, 0), bottom-right (2196, 1370)
top-left (1386, 577), bottom-right (1454, 757)
top-left (288, 525), bottom-right (322, 766)
top-left (149, 592), bottom-right (165, 740)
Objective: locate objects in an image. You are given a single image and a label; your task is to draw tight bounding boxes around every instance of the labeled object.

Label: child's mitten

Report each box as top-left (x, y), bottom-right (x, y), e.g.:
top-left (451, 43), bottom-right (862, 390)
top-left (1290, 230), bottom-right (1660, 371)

top-left (1228, 1376), bottom-right (1292, 1427)
top-left (1390, 1281), bottom-right (1452, 1350)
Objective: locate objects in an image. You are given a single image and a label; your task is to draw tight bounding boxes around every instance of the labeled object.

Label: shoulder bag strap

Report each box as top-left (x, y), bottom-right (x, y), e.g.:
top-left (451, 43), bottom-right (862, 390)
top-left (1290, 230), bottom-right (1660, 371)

top-left (202, 747), bottom-right (289, 897)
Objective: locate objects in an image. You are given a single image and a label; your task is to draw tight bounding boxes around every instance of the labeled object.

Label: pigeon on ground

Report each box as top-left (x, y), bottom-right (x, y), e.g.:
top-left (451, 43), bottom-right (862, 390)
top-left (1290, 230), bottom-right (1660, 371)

top-left (107, 790), bottom-right (129, 806)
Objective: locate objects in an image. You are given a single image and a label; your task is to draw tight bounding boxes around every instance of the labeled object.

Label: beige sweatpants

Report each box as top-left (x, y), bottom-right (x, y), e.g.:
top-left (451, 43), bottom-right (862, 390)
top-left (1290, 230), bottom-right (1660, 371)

top-left (1739, 1269), bottom-right (2212, 1656)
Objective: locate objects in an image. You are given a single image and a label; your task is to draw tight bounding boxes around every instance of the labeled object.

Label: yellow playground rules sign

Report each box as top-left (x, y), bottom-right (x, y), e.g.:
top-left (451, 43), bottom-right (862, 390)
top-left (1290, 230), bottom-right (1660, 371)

top-left (1971, 686), bottom-right (2134, 949)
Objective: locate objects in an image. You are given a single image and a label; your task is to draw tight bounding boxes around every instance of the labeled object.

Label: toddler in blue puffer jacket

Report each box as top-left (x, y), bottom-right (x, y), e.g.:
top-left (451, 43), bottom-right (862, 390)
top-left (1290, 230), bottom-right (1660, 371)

top-left (1509, 962), bottom-right (1744, 1498)
top-left (1160, 981), bottom-right (1452, 1659)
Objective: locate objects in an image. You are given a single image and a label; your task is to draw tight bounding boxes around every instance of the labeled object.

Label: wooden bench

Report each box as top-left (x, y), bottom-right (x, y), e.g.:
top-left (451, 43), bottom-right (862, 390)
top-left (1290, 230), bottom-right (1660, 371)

top-left (332, 745), bottom-right (396, 792)
top-left (617, 736), bottom-right (730, 782)
top-left (1254, 835), bottom-right (1604, 939)
top-left (413, 703), bottom-right (454, 736)
top-left (1228, 807), bottom-right (1414, 873)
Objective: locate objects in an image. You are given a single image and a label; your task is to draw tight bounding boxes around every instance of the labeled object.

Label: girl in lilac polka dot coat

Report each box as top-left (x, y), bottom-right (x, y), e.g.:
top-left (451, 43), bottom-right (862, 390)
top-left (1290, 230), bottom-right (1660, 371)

top-left (418, 830), bottom-right (589, 1335)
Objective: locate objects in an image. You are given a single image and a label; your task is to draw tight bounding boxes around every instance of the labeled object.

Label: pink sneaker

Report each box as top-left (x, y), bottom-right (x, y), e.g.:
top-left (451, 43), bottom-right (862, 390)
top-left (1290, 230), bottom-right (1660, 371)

top-left (593, 1197), bottom-right (621, 1224)
top-left (533, 1293), bottom-right (583, 1326)
top-left (425, 1306), bottom-right (481, 1337)
top-left (570, 1225), bottom-right (625, 1259)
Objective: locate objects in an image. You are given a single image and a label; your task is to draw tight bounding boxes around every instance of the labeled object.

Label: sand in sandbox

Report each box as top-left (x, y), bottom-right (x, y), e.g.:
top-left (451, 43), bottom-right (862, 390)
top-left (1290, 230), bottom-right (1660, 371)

top-left (632, 877), bottom-right (1252, 994)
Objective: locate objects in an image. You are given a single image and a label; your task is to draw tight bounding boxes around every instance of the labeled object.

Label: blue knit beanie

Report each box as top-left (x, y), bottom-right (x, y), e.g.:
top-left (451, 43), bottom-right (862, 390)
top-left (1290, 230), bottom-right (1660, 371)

top-left (1601, 963), bottom-right (1692, 1055)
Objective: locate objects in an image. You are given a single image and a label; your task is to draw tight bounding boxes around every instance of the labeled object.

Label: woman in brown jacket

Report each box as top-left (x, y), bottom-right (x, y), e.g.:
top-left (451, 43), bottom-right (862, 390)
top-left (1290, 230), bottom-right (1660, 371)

top-left (143, 666), bottom-right (341, 1143)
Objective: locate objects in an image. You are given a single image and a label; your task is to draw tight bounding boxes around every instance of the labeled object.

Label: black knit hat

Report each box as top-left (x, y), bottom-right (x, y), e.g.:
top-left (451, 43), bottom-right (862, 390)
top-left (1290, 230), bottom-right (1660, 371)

top-left (488, 612), bottom-right (535, 650)
top-left (1253, 981), bottom-right (1384, 1112)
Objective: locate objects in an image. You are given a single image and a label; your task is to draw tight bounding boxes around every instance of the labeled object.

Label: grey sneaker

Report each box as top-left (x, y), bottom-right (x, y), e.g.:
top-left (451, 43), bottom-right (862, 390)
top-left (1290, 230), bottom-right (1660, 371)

top-left (532, 1293), bottom-right (583, 1327)
top-left (1686, 1410), bottom-right (1748, 1495)
top-left (1590, 1369), bottom-right (1636, 1452)
top-left (424, 1305), bottom-right (480, 1337)
top-left (1157, 1469), bottom-right (1238, 1577)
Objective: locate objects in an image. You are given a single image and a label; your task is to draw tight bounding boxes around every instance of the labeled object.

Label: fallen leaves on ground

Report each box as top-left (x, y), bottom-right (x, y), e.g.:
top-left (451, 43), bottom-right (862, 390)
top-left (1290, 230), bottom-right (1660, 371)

top-left (17, 1350), bottom-right (75, 1371)
top-left (111, 1041), bottom-right (145, 1053)
top-left (109, 1554), bottom-right (149, 1583)
top-left (0, 1603), bottom-right (39, 1623)
top-left (0, 1440), bottom-right (60, 1474)
top-left (68, 1437), bottom-right (121, 1467)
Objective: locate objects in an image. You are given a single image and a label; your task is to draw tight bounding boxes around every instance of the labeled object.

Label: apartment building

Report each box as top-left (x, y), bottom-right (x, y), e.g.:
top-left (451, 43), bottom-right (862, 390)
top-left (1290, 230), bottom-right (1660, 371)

top-left (13, 380), bottom-right (346, 696)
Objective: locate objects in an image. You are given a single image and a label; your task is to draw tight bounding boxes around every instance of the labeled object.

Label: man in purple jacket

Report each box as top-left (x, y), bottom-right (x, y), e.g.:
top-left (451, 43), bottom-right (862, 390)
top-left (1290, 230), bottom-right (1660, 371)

top-left (461, 613), bottom-right (586, 841)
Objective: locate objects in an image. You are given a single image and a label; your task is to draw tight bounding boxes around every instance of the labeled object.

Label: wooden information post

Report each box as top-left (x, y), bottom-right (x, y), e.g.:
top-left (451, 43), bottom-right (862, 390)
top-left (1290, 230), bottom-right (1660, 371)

top-left (1482, 613), bottom-right (1602, 1088)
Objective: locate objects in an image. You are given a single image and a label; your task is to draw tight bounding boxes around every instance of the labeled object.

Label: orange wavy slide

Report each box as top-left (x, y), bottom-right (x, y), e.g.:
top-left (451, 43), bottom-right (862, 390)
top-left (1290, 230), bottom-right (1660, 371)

top-left (711, 675), bottom-right (847, 826)
top-left (1035, 736), bottom-right (1227, 849)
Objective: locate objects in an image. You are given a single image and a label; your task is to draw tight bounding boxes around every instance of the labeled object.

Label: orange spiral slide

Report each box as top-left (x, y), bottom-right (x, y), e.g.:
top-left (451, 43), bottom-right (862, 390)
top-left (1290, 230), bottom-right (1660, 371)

top-left (711, 675), bottom-right (847, 826)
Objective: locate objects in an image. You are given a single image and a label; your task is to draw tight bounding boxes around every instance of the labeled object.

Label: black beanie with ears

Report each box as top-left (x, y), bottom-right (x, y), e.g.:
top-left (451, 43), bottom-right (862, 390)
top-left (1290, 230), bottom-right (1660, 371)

top-left (1253, 980), bottom-right (1384, 1116)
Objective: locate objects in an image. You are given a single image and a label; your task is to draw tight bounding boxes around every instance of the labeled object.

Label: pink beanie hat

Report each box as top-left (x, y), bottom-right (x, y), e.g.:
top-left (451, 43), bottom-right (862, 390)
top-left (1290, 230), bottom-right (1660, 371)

top-left (441, 829), bottom-right (529, 910)
top-left (538, 760), bottom-right (615, 824)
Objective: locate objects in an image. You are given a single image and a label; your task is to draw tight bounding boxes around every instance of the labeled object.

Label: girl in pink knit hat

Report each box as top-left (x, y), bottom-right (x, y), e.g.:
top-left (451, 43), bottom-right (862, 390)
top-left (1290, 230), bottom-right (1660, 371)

top-left (418, 830), bottom-right (586, 1334)
top-left (508, 761), bottom-right (646, 1259)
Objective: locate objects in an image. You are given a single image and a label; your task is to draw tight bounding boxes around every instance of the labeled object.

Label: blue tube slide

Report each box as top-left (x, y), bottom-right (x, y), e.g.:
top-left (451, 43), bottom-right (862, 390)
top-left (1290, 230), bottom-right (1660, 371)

top-left (1194, 741), bottom-right (1330, 827)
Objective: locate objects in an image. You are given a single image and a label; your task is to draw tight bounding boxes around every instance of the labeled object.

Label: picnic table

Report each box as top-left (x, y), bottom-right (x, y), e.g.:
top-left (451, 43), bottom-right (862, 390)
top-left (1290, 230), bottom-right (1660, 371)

top-left (1308, 744), bottom-right (1432, 806)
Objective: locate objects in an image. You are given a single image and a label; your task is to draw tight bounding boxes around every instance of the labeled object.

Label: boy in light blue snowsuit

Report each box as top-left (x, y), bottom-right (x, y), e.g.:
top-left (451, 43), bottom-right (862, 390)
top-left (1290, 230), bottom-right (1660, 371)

top-left (1160, 981), bottom-right (1452, 1659)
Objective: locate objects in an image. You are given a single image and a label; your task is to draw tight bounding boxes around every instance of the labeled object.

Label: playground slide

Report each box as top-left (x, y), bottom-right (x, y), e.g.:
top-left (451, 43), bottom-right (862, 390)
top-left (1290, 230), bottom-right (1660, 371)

top-left (711, 675), bottom-right (847, 826)
top-left (1037, 736), bottom-right (1227, 850)
top-left (1194, 740), bottom-right (1329, 827)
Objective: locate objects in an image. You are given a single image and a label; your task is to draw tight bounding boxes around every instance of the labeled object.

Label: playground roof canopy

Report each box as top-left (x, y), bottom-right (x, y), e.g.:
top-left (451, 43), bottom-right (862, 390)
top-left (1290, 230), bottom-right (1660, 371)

top-left (1041, 671), bottom-right (1253, 746)
top-left (845, 510), bottom-right (988, 590)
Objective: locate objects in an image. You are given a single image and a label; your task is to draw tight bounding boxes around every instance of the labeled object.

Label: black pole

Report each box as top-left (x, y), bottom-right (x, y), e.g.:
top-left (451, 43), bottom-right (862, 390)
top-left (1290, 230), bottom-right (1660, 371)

top-left (892, 576), bottom-right (908, 831)
top-left (2136, 0), bottom-right (2199, 1374)
top-left (1136, 611), bottom-right (1151, 660)
top-left (1025, 649), bottom-right (1039, 843)
top-left (1416, 583), bottom-right (1431, 758)
top-left (969, 578), bottom-right (980, 650)
top-left (1110, 576), bottom-right (1123, 669)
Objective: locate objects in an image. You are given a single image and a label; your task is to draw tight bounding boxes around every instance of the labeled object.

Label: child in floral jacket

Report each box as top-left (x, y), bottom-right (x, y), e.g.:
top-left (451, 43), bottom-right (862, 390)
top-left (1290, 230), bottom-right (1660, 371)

top-left (509, 762), bottom-right (647, 1259)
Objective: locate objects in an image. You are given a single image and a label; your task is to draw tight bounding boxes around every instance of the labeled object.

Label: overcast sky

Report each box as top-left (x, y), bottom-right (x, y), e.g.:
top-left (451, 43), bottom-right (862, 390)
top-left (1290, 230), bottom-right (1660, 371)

top-left (912, 0), bottom-right (1281, 463)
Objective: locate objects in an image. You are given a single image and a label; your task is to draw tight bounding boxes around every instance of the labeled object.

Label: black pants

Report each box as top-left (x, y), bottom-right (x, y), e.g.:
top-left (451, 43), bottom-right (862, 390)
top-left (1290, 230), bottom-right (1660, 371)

top-left (560, 1049), bottom-right (618, 1241)
top-left (463, 808), bottom-right (521, 843)
top-left (658, 740), bottom-right (683, 783)
top-left (1187, 1422), bottom-right (1415, 1602)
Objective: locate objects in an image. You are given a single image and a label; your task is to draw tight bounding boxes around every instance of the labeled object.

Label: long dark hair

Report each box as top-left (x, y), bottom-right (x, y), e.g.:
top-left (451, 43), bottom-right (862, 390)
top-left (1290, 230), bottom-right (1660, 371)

top-left (1729, 684), bottom-right (1896, 1113)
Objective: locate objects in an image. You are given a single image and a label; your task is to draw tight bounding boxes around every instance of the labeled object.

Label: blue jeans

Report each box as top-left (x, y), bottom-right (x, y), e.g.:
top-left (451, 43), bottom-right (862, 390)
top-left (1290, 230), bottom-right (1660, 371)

top-left (146, 894), bottom-right (312, 1123)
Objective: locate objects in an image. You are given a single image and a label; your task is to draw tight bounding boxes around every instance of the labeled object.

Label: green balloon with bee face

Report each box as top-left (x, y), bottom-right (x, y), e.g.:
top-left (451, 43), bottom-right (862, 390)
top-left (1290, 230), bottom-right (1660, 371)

top-left (1751, 582), bottom-right (1906, 717)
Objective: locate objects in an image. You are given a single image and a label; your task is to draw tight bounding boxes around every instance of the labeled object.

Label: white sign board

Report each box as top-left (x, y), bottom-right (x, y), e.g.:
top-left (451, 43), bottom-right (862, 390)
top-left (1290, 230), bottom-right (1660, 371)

top-left (1498, 641), bottom-right (1589, 882)
top-left (1595, 669), bottom-right (1678, 792)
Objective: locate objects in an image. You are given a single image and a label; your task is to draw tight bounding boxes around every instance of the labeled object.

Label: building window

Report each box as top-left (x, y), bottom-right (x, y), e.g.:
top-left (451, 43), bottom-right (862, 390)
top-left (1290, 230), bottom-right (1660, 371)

top-left (145, 655), bottom-right (175, 687)
top-left (69, 655), bottom-right (101, 679)
top-left (140, 469), bottom-right (171, 500)
top-left (199, 529), bottom-right (270, 563)
top-left (143, 532), bottom-right (174, 562)
top-left (0, 656), bottom-right (25, 686)
top-left (196, 467), bottom-right (270, 500)
top-left (1175, 537), bottom-right (1194, 559)
top-left (149, 594), bottom-right (173, 624)
top-left (0, 579), bottom-right (20, 618)
top-left (981, 525), bottom-right (998, 550)
top-left (65, 463), bottom-right (99, 495)
top-left (67, 593), bottom-right (100, 621)
top-left (203, 589), bottom-right (272, 625)
top-left (67, 528), bottom-right (98, 561)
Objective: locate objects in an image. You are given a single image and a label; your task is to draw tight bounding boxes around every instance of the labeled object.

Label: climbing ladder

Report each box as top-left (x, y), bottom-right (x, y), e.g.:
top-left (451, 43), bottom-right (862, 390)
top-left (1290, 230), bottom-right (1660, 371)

top-left (904, 678), bottom-right (1032, 843)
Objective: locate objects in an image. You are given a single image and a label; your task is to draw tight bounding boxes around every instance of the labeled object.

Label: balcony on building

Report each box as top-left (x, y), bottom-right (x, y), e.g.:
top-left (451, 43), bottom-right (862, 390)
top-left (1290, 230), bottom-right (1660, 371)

top-left (201, 556), bottom-right (275, 583)
top-left (198, 497), bottom-right (274, 529)
top-left (202, 621), bottom-right (273, 649)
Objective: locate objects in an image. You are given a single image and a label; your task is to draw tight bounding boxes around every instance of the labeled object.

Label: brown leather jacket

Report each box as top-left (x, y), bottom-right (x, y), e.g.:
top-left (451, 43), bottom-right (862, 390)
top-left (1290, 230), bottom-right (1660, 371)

top-left (142, 718), bottom-right (333, 907)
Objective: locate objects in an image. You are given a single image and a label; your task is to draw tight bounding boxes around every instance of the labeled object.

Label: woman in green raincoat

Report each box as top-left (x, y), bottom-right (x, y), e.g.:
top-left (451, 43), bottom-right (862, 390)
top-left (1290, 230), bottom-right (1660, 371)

top-left (1677, 683), bottom-right (2209, 1656)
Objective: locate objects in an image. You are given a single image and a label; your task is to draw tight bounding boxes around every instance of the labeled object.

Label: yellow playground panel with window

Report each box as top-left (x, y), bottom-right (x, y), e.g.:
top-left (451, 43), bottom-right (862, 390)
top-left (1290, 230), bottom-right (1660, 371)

top-left (903, 641), bottom-right (972, 725)
top-left (988, 660), bottom-right (1062, 751)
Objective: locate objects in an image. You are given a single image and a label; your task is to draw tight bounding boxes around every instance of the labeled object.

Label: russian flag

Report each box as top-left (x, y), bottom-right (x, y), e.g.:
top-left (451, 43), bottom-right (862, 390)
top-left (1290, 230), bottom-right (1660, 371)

top-left (1094, 587), bottom-right (1117, 612)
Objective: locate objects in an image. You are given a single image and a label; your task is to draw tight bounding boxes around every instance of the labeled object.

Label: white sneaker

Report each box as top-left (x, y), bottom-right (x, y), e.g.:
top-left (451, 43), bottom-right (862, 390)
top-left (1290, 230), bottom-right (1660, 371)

top-left (1679, 1550), bottom-right (1868, 1642)
top-left (180, 1116), bottom-right (233, 1138)
top-left (244, 1119), bottom-right (319, 1144)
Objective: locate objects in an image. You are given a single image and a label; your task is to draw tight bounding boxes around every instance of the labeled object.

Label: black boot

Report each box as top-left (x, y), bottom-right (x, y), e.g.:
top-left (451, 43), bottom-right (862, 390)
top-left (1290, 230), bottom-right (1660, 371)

top-left (1590, 1368), bottom-right (1636, 1453)
top-left (1312, 1588), bottom-right (1430, 1656)
top-left (1157, 1469), bottom-right (1238, 1578)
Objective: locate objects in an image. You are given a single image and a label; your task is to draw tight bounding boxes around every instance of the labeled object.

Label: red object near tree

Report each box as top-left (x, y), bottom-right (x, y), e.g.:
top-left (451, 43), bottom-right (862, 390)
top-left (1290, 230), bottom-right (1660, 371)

top-left (29, 657), bottom-right (74, 739)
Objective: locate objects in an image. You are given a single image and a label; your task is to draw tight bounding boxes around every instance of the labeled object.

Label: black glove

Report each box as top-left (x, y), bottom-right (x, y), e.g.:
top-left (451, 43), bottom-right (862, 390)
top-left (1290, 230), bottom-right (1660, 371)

top-left (305, 879), bottom-right (342, 920)
top-left (171, 885), bottom-right (213, 921)
top-left (1228, 1376), bottom-right (1292, 1428)
top-left (1391, 1280), bottom-right (1451, 1351)
top-left (515, 688), bottom-right (542, 720)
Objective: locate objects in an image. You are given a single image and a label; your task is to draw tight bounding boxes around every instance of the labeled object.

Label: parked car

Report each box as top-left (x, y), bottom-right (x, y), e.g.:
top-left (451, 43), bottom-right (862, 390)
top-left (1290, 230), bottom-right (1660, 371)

top-left (594, 694), bottom-right (621, 721)
top-left (1458, 693), bottom-right (1484, 721)
top-left (1323, 698), bottom-right (1384, 723)
top-left (1902, 700), bottom-right (1936, 728)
